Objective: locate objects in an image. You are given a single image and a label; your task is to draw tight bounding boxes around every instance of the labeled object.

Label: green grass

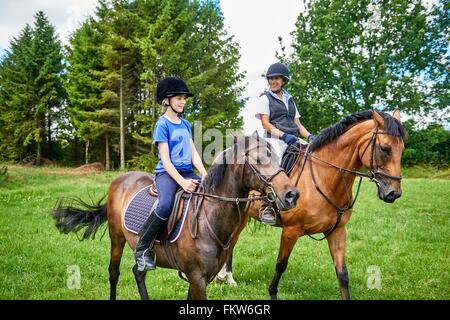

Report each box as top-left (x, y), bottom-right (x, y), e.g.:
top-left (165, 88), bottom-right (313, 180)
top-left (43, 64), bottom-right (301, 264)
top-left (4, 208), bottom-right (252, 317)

top-left (402, 165), bottom-right (450, 179)
top-left (0, 165), bottom-right (449, 300)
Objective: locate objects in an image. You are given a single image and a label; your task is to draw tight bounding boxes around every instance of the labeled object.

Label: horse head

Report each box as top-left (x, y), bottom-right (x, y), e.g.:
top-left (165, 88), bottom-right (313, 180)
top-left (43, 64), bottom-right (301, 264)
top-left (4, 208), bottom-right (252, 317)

top-left (358, 110), bottom-right (405, 203)
top-left (228, 131), bottom-right (299, 210)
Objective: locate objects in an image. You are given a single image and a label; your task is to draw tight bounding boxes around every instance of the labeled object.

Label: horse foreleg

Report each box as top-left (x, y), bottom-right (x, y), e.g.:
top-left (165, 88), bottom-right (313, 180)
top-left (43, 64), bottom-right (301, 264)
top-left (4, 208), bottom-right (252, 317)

top-left (326, 226), bottom-right (350, 300)
top-left (109, 236), bottom-right (126, 300)
top-left (132, 264), bottom-right (150, 300)
top-left (187, 273), bottom-right (208, 300)
top-left (268, 227), bottom-right (299, 300)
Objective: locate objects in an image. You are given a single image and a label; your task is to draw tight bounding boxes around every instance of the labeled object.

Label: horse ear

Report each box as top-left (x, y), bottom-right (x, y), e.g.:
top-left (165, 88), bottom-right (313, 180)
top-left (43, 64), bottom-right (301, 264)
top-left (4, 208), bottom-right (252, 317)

top-left (393, 109), bottom-right (401, 122)
top-left (373, 111), bottom-right (385, 128)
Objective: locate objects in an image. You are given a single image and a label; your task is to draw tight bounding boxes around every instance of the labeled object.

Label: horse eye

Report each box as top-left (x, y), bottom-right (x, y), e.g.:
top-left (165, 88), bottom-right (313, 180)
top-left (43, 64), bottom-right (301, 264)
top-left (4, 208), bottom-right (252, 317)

top-left (380, 145), bottom-right (391, 155)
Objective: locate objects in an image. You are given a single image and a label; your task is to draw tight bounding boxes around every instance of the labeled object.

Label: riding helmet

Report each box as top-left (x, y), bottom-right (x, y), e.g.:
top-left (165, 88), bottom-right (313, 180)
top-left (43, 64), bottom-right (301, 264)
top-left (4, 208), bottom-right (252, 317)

top-left (156, 76), bottom-right (193, 104)
top-left (266, 62), bottom-right (290, 83)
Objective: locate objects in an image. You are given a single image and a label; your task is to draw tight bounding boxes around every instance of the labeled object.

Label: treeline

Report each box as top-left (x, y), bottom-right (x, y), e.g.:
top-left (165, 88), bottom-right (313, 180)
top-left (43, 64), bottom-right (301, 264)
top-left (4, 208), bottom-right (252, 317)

top-left (0, 0), bottom-right (244, 169)
top-left (0, 0), bottom-right (448, 169)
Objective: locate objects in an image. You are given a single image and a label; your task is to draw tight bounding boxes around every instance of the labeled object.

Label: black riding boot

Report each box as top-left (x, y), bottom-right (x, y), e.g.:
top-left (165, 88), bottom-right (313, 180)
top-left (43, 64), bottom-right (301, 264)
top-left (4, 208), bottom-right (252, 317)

top-left (259, 200), bottom-right (276, 226)
top-left (134, 213), bottom-right (166, 271)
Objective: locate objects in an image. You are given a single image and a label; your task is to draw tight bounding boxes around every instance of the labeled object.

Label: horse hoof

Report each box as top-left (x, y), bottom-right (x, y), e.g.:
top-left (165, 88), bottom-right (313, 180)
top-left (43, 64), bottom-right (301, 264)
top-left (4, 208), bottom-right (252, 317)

top-left (227, 275), bottom-right (237, 287)
top-left (270, 295), bottom-right (278, 300)
top-left (215, 270), bottom-right (237, 287)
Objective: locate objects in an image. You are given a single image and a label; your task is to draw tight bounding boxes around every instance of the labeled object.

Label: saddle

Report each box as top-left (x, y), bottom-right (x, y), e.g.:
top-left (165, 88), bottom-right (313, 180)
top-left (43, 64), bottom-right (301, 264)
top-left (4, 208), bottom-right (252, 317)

top-left (281, 141), bottom-right (309, 174)
top-left (148, 185), bottom-right (192, 241)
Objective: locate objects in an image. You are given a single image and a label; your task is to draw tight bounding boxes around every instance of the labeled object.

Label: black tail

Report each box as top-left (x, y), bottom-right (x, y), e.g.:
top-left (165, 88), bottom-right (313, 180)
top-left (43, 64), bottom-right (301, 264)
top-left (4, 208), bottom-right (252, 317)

top-left (53, 197), bottom-right (108, 240)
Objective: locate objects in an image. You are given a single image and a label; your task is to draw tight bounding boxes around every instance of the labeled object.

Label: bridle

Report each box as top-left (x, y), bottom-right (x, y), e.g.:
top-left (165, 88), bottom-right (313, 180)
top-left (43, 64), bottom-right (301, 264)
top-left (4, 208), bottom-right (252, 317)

top-left (294, 125), bottom-right (403, 241)
top-left (359, 128), bottom-right (403, 184)
top-left (243, 143), bottom-right (286, 203)
top-left (190, 140), bottom-right (285, 250)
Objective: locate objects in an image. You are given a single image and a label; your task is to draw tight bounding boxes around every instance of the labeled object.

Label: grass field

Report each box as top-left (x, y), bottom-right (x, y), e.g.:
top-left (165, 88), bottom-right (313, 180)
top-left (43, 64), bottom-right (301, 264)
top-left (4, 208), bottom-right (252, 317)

top-left (0, 165), bottom-right (449, 300)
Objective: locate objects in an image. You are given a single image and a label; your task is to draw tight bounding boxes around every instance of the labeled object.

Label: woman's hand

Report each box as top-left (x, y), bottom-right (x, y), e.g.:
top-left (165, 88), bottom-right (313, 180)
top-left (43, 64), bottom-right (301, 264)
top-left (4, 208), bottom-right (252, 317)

top-left (181, 178), bottom-right (199, 193)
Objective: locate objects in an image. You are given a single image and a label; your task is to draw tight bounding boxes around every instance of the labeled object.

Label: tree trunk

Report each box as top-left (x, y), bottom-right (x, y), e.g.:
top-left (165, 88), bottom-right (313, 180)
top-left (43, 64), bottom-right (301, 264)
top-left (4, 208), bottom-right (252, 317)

top-left (85, 140), bottom-right (90, 164)
top-left (149, 89), bottom-right (156, 154)
top-left (36, 141), bottom-right (42, 166)
top-left (36, 117), bottom-right (43, 166)
top-left (105, 131), bottom-right (110, 171)
top-left (47, 114), bottom-right (52, 160)
top-left (119, 57), bottom-right (125, 170)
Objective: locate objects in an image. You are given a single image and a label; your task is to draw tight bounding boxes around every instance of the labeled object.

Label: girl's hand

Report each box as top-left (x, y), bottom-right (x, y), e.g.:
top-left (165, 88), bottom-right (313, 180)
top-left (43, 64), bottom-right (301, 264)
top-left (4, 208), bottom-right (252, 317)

top-left (201, 173), bottom-right (208, 182)
top-left (181, 178), bottom-right (199, 193)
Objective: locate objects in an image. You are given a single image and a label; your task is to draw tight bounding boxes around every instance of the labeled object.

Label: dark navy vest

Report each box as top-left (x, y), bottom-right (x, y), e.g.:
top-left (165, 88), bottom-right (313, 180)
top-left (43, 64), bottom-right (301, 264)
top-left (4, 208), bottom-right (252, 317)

top-left (261, 91), bottom-right (299, 137)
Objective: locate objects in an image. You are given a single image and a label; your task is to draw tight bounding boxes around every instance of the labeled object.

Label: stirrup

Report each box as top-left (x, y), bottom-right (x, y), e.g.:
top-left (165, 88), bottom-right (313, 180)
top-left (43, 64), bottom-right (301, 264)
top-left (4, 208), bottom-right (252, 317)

top-left (259, 205), bottom-right (276, 226)
top-left (136, 248), bottom-right (157, 272)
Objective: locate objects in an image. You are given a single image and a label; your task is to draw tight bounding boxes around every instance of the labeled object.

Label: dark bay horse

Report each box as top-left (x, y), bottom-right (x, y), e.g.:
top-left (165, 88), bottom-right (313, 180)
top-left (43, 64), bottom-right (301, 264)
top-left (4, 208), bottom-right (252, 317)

top-left (217, 110), bottom-right (406, 299)
top-left (53, 133), bottom-right (299, 300)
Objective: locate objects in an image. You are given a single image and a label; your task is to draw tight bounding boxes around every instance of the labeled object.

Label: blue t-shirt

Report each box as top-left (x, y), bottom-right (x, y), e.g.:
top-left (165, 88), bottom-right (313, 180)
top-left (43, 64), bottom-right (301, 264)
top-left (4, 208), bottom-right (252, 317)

top-left (154, 116), bottom-right (193, 173)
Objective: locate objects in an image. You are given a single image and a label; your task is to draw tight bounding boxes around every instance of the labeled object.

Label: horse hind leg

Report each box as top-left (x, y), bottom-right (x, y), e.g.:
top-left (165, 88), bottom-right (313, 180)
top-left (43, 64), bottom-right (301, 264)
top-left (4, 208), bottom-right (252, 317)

top-left (216, 250), bottom-right (237, 287)
top-left (215, 213), bottom-right (248, 287)
top-left (326, 226), bottom-right (350, 300)
top-left (109, 235), bottom-right (126, 300)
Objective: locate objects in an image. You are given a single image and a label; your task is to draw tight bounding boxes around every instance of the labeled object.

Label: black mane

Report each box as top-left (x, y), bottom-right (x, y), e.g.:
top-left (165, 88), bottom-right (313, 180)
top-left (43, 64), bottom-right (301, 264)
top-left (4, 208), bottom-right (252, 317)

top-left (202, 136), bottom-right (247, 192)
top-left (202, 135), bottom-right (270, 192)
top-left (309, 111), bottom-right (406, 152)
top-left (202, 151), bottom-right (228, 192)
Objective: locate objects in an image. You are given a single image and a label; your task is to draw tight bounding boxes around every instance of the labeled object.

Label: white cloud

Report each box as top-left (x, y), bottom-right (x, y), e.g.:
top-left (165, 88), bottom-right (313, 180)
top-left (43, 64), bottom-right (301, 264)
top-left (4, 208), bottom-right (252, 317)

top-left (219, 0), bottom-right (305, 133)
top-left (0, 0), bottom-right (97, 49)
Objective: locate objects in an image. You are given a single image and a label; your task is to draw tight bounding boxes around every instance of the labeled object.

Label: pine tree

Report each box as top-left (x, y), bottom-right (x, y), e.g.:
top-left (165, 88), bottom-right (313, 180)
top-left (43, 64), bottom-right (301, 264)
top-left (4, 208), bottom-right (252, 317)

top-left (99, 0), bottom-right (144, 169)
top-left (0, 24), bottom-right (36, 161)
top-left (65, 19), bottom-right (110, 166)
top-left (30, 11), bottom-right (66, 165)
top-left (65, 0), bottom-right (245, 170)
top-left (0, 12), bottom-right (66, 164)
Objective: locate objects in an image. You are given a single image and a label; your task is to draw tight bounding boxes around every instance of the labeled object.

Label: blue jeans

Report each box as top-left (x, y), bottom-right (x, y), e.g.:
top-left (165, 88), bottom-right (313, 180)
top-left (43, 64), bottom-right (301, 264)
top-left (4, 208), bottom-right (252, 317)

top-left (154, 170), bottom-right (200, 220)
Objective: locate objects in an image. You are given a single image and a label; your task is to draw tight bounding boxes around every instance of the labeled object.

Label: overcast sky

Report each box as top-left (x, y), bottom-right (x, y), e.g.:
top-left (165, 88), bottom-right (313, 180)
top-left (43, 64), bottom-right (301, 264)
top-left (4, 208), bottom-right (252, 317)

top-left (0, 0), bottom-right (303, 133)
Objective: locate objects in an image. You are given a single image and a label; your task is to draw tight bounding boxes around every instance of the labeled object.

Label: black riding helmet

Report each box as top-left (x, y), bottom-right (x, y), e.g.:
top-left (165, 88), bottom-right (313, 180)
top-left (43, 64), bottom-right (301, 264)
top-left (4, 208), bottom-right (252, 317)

top-left (156, 76), bottom-right (193, 105)
top-left (266, 62), bottom-right (290, 84)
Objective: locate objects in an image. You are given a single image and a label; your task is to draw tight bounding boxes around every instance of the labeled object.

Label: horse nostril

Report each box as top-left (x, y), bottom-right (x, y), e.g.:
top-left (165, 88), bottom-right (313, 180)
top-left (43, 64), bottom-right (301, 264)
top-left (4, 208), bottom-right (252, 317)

top-left (386, 190), bottom-right (400, 202)
top-left (285, 189), bottom-right (300, 204)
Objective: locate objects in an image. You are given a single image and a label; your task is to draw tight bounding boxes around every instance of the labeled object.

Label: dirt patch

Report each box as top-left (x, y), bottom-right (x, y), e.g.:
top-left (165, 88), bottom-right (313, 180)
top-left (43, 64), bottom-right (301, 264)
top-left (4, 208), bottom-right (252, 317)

top-left (23, 157), bottom-right (54, 167)
top-left (72, 162), bottom-right (105, 174)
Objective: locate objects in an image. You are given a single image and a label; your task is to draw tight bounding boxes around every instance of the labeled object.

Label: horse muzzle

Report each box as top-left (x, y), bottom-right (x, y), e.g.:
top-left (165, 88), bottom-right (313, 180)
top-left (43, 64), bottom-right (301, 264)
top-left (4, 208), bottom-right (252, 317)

top-left (378, 186), bottom-right (402, 203)
top-left (275, 187), bottom-right (300, 210)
